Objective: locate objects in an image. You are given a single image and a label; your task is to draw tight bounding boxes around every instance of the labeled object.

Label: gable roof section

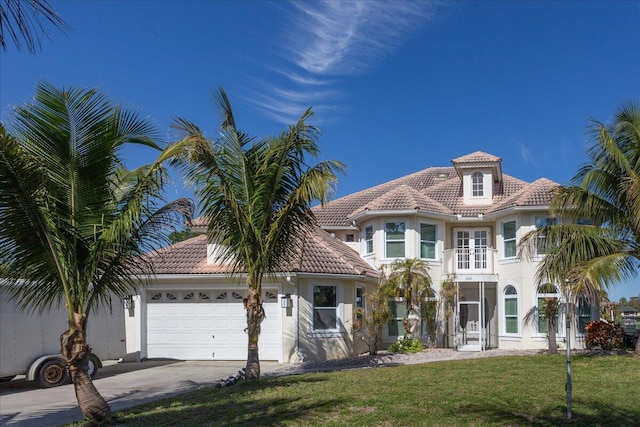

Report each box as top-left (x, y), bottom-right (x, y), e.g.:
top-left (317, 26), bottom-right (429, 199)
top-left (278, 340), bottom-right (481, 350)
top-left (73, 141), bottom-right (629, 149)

top-left (140, 227), bottom-right (379, 278)
top-left (349, 185), bottom-right (453, 218)
top-left (451, 151), bottom-right (502, 164)
top-left (488, 178), bottom-right (560, 214)
top-left (298, 227), bottom-right (380, 277)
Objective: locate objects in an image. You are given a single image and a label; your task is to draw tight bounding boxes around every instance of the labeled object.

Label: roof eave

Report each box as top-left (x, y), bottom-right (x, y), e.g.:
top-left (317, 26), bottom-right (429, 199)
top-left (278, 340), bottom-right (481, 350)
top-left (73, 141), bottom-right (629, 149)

top-left (349, 209), bottom-right (455, 222)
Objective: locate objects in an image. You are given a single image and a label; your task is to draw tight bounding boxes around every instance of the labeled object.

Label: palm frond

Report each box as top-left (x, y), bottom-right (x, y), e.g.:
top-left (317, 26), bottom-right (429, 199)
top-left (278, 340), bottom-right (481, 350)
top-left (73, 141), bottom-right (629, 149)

top-left (1, 83), bottom-right (191, 318)
top-left (0, 0), bottom-right (69, 53)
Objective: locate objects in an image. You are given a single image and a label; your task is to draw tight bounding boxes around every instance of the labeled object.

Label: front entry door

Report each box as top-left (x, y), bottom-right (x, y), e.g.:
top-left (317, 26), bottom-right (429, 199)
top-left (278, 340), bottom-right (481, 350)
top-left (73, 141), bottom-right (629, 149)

top-left (457, 300), bottom-right (482, 351)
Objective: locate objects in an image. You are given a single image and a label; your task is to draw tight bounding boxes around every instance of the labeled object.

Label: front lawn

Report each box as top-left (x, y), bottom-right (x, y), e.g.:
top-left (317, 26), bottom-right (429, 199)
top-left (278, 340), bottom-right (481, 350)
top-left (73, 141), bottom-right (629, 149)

top-left (72, 353), bottom-right (639, 426)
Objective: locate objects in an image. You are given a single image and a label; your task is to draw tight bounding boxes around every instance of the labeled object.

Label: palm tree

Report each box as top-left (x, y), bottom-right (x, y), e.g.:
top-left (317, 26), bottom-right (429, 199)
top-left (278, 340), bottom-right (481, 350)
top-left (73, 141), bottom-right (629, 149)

top-left (523, 283), bottom-right (559, 354)
top-left (0, 82), bottom-right (193, 421)
top-left (0, 0), bottom-right (69, 53)
top-left (385, 258), bottom-right (434, 341)
top-left (170, 87), bottom-right (345, 379)
top-left (519, 101), bottom-right (640, 354)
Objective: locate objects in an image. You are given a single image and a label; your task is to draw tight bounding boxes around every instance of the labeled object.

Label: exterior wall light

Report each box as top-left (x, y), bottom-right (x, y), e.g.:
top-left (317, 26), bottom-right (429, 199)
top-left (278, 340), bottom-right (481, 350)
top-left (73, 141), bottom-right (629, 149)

top-left (281, 293), bottom-right (293, 309)
top-left (124, 296), bottom-right (134, 310)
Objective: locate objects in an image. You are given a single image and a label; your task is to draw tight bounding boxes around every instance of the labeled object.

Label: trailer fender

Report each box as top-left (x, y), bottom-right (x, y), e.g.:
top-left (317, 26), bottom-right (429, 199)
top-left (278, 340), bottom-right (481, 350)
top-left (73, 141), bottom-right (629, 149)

top-left (27, 353), bottom-right (103, 382)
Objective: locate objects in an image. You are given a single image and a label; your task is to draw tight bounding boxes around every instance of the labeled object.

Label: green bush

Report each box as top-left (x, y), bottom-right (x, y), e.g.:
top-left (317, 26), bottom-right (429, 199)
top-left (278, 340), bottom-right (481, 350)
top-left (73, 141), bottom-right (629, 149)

top-left (388, 337), bottom-right (423, 354)
top-left (584, 320), bottom-right (624, 350)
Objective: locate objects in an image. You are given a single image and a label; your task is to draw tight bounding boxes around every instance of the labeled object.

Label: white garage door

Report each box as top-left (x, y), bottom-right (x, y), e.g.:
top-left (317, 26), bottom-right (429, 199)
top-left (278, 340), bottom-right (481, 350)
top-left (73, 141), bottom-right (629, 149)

top-left (146, 289), bottom-right (281, 361)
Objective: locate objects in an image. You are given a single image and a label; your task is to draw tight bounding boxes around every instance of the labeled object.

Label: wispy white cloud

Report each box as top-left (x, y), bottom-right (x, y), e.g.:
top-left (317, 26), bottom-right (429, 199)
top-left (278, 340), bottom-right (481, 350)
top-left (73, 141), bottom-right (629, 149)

top-left (246, 0), bottom-right (439, 124)
top-left (287, 0), bottom-right (436, 75)
top-left (519, 143), bottom-right (536, 165)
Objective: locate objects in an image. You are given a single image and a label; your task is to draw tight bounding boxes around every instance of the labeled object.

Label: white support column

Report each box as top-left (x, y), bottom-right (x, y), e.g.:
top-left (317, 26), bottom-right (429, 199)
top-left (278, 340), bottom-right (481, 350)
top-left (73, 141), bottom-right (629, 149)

top-left (480, 281), bottom-right (485, 351)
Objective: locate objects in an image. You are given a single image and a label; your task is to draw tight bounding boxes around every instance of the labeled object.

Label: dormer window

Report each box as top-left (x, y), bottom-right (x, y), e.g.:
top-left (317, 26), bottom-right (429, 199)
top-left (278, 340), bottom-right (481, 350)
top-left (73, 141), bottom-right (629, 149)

top-left (472, 172), bottom-right (484, 197)
top-left (451, 152), bottom-right (502, 205)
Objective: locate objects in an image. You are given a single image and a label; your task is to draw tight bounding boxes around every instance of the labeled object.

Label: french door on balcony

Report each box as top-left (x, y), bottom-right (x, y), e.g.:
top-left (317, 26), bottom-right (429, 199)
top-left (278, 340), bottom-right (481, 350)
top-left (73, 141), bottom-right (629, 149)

top-left (455, 229), bottom-right (489, 273)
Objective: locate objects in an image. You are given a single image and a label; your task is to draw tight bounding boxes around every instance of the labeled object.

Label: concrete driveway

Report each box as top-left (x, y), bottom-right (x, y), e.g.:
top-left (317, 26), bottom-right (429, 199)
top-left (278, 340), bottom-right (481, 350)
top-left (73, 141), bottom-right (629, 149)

top-left (0, 359), bottom-right (283, 427)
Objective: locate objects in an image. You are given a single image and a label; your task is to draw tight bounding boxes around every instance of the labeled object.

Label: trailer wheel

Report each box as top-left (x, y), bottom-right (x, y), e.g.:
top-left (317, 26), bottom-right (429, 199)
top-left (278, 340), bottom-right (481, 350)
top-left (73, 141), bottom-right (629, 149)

top-left (37, 359), bottom-right (69, 388)
top-left (87, 353), bottom-right (101, 379)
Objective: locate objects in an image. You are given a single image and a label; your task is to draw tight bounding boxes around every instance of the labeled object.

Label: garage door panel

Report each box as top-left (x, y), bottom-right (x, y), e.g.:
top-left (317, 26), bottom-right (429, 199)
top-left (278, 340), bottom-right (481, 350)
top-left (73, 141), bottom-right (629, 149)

top-left (146, 290), bottom-right (281, 361)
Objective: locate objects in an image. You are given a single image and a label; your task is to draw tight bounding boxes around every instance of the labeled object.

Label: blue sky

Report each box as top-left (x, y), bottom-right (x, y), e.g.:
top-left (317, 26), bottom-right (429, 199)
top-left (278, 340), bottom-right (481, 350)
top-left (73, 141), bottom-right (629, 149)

top-left (1, 0), bottom-right (638, 300)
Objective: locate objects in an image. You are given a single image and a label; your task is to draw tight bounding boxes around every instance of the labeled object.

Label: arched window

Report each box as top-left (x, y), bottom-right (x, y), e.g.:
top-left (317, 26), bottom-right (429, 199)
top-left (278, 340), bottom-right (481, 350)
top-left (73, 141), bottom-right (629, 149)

top-left (536, 283), bottom-right (559, 334)
top-left (504, 285), bottom-right (518, 334)
top-left (472, 172), bottom-right (484, 197)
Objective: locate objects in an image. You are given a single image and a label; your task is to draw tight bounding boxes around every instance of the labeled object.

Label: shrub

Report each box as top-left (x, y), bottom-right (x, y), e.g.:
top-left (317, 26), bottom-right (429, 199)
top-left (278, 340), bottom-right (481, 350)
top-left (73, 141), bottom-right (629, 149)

top-left (388, 337), bottom-right (423, 354)
top-left (584, 320), bottom-right (624, 350)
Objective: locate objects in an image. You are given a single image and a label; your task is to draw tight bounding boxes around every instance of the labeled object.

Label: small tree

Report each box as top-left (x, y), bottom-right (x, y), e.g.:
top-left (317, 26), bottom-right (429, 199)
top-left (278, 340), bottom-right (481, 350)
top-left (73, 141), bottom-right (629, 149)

top-left (439, 275), bottom-right (457, 348)
top-left (168, 228), bottom-right (198, 244)
top-left (353, 274), bottom-right (392, 355)
top-left (385, 258), bottom-right (433, 340)
top-left (524, 288), bottom-right (559, 354)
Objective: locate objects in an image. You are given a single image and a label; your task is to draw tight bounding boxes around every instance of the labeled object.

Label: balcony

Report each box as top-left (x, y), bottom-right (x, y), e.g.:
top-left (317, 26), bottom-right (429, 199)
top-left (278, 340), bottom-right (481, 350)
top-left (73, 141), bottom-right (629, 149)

top-left (442, 248), bottom-right (497, 278)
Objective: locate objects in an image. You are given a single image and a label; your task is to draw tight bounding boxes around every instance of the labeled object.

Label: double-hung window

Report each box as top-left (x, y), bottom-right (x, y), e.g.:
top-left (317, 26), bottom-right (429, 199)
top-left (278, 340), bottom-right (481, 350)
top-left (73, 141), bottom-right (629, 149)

top-left (504, 285), bottom-right (518, 334)
top-left (420, 223), bottom-right (436, 259)
top-left (313, 286), bottom-right (337, 330)
top-left (503, 221), bottom-right (516, 258)
top-left (385, 222), bottom-right (405, 258)
top-left (365, 226), bottom-right (374, 254)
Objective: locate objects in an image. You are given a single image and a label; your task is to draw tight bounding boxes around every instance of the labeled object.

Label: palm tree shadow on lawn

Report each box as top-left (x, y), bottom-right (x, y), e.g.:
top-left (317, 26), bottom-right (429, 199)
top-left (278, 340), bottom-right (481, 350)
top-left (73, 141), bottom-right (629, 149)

top-left (459, 399), bottom-right (640, 427)
top-left (110, 377), bottom-right (342, 427)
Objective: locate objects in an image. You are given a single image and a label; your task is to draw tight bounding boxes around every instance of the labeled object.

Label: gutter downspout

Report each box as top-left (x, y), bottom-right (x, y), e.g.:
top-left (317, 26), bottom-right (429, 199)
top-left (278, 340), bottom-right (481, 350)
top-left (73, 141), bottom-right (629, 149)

top-left (293, 283), bottom-right (304, 363)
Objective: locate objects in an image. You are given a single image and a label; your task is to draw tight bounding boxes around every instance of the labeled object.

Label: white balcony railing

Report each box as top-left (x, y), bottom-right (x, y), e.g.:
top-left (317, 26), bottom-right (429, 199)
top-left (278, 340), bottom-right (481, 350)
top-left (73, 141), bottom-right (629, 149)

top-left (442, 248), bottom-right (497, 276)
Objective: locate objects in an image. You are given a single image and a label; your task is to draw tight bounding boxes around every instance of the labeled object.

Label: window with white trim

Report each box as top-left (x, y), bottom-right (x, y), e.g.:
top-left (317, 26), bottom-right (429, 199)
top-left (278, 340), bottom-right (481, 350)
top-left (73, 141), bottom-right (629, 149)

top-left (535, 217), bottom-right (557, 255)
top-left (313, 286), bottom-right (337, 330)
top-left (472, 172), bottom-right (484, 197)
top-left (388, 299), bottom-right (407, 336)
top-left (503, 221), bottom-right (516, 258)
top-left (537, 283), bottom-right (559, 334)
top-left (385, 222), bottom-right (405, 258)
top-left (365, 226), bottom-right (374, 254)
top-left (504, 285), bottom-right (518, 334)
top-left (577, 297), bottom-right (592, 334)
top-left (420, 223), bottom-right (436, 259)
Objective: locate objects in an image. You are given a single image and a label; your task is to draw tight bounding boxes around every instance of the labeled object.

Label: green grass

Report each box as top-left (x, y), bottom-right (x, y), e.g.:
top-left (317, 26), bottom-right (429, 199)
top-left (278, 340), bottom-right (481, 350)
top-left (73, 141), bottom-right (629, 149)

top-left (72, 353), bottom-right (639, 427)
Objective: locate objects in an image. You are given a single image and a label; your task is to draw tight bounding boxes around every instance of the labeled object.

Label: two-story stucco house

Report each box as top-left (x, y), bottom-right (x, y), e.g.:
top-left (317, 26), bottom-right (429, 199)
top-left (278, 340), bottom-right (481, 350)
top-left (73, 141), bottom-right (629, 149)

top-left (123, 151), bottom-right (599, 363)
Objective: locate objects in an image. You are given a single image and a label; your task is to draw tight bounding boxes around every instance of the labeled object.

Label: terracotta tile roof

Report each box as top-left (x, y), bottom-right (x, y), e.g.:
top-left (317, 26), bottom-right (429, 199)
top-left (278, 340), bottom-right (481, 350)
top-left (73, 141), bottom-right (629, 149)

top-left (313, 161), bottom-right (548, 225)
top-left (313, 167), bottom-right (457, 226)
top-left (140, 228), bottom-right (379, 278)
top-left (349, 185), bottom-right (453, 217)
top-left (488, 178), bottom-right (560, 214)
top-left (451, 151), bottom-right (502, 164)
top-left (298, 228), bottom-right (380, 277)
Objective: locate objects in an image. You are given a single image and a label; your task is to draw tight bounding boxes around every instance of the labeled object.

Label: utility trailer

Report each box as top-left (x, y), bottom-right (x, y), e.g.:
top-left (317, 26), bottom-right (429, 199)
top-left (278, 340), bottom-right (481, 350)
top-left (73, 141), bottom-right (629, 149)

top-left (0, 288), bottom-right (126, 388)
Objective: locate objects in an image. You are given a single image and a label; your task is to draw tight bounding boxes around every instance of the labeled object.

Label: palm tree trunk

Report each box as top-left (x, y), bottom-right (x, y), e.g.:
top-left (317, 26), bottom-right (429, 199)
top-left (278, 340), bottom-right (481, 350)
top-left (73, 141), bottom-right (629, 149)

top-left (548, 319), bottom-right (558, 354)
top-left (61, 312), bottom-right (111, 422)
top-left (245, 288), bottom-right (264, 380)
